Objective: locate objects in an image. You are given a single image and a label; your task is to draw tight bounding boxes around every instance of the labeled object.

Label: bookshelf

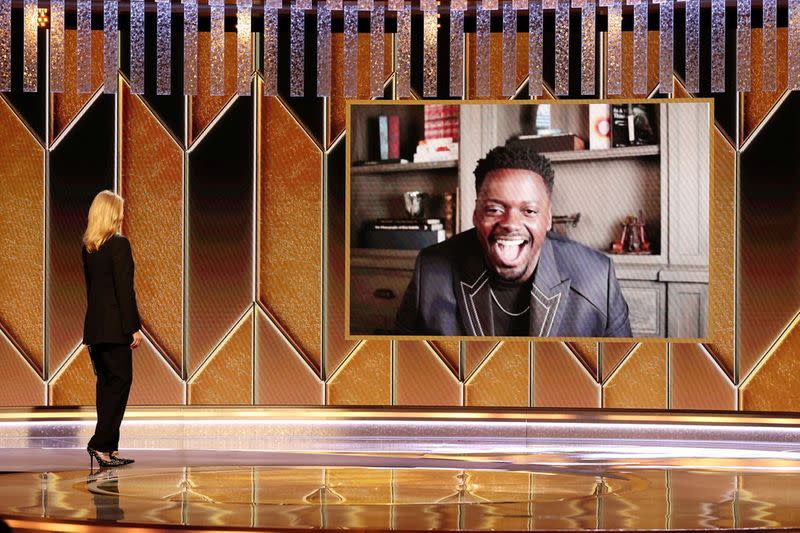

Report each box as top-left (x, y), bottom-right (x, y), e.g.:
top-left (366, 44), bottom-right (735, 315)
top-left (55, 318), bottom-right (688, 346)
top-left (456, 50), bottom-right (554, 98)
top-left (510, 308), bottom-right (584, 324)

top-left (350, 160), bottom-right (458, 175)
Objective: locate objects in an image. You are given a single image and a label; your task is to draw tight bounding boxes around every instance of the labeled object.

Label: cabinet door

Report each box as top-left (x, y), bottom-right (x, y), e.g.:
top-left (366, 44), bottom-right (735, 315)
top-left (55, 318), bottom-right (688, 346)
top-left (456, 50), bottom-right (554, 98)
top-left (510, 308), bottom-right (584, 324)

top-left (667, 282), bottom-right (708, 338)
top-left (619, 280), bottom-right (666, 337)
top-left (350, 268), bottom-right (414, 335)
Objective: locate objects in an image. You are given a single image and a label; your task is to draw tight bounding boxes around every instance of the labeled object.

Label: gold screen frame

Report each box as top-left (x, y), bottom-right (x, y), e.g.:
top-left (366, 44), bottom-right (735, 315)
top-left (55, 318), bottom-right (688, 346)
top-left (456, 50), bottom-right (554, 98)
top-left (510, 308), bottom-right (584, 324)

top-left (344, 98), bottom-right (731, 347)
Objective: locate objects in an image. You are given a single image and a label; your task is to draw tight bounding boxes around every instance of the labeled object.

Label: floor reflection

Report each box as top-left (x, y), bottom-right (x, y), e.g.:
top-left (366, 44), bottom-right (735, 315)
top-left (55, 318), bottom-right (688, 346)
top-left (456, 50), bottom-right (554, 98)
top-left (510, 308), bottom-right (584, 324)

top-left (1, 452), bottom-right (800, 530)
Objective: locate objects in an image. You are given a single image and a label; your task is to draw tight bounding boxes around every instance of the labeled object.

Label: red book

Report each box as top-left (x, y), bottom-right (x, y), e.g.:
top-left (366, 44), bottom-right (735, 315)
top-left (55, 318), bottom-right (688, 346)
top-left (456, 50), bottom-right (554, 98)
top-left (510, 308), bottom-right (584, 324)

top-left (388, 115), bottom-right (400, 159)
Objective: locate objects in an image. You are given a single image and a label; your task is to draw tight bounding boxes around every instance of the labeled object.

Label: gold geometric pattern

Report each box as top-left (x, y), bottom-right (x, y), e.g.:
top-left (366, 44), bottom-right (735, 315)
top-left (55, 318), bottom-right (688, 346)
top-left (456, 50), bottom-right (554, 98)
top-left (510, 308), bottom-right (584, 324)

top-left (0, 21), bottom-right (798, 414)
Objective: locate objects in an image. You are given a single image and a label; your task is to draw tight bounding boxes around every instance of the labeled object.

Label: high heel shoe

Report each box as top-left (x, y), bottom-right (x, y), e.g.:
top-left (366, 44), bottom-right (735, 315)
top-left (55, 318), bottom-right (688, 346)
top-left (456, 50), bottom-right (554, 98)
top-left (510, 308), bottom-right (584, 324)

top-left (88, 447), bottom-right (124, 469)
top-left (110, 451), bottom-right (135, 465)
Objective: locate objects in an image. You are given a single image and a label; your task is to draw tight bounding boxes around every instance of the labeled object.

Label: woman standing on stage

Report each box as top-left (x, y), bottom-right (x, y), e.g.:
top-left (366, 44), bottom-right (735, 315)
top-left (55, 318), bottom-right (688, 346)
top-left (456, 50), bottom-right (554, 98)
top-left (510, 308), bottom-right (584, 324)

top-left (82, 190), bottom-right (142, 468)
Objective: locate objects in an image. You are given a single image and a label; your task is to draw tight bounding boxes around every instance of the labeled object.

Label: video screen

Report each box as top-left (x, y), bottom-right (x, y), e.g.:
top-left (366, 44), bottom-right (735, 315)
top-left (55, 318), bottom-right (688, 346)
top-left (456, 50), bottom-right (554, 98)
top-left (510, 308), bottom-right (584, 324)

top-left (347, 101), bottom-right (715, 340)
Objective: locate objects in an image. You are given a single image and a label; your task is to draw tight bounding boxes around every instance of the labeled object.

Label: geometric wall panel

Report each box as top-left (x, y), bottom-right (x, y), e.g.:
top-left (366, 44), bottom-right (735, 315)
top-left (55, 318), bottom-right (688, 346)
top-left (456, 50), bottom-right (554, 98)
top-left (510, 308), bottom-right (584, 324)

top-left (394, 341), bottom-right (461, 405)
top-left (127, 334), bottom-right (184, 405)
top-left (255, 306), bottom-right (323, 405)
top-left (739, 313), bottom-right (800, 412)
top-left (327, 341), bottom-right (391, 405)
top-left (466, 33), bottom-right (529, 100)
top-left (739, 90), bottom-right (800, 383)
top-left (47, 94), bottom-right (115, 378)
top-left (323, 136), bottom-right (358, 377)
top-left (0, 330), bottom-right (44, 406)
top-left (605, 31), bottom-right (661, 99)
top-left (188, 309), bottom-right (253, 405)
top-left (603, 343), bottom-right (666, 408)
top-left (187, 95), bottom-right (254, 378)
top-left (567, 342), bottom-right (599, 380)
top-left (4, 19), bottom-right (46, 142)
top-left (429, 340), bottom-right (460, 375)
top-left (190, 32), bottom-right (238, 146)
top-left (463, 341), bottom-right (500, 380)
top-left (741, 28), bottom-right (788, 145)
top-left (533, 343), bottom-right (599, 408)
top-left (259, 96), bottom-right (322, 374)
top-left (0, 96), bottom-right (44, 375)
top-left (120, 82), bottom-right (184, 373)
top-left (328, 34), bottom-right (394, 145)
top-left (50, 30), bottom-right (104, 144)
top-left (670, 343), bottom-right (736, 410)
top-left (464, 341), bottom-right (529, 406)
top-left (601, 342), bottom-right (635, 381)
top-left (705, 127), bottom-right (736, 378)
top-left (48, 346), bottom-right (94, 406)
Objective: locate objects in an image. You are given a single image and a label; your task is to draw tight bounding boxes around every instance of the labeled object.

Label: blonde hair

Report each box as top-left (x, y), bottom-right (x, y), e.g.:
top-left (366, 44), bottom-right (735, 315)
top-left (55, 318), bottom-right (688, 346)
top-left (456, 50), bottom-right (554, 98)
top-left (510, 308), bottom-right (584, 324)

top-left (83, 190), bottom-right (124, 253)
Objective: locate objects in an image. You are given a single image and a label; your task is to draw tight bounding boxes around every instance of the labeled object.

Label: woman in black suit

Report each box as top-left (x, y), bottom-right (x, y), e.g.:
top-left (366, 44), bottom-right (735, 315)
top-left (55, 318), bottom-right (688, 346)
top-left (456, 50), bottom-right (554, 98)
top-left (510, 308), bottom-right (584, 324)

top-left (82, 190), bottom-right (142, 468)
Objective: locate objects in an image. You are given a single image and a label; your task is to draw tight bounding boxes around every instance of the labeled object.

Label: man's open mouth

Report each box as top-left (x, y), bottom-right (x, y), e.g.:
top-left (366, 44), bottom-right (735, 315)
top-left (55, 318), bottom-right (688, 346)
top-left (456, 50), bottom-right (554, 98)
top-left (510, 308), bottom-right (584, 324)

top-left (490, 236), bottom-right (529, 266)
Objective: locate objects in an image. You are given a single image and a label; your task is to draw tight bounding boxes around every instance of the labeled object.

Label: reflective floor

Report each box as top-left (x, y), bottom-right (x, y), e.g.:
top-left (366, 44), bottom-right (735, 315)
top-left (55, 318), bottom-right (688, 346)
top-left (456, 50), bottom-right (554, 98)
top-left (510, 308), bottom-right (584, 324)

top-left (2, 449), bottom-right (800, 530)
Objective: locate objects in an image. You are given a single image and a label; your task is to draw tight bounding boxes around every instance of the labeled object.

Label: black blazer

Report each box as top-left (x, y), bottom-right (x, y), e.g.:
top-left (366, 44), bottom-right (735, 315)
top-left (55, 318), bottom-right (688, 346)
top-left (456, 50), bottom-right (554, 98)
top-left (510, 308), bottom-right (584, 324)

top-left (82, 234), bottom-right (142, 345)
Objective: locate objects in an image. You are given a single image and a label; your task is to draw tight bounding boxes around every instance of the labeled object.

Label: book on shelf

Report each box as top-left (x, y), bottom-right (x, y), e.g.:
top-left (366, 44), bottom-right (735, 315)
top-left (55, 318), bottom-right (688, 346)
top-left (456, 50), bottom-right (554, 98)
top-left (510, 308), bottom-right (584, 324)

top-left (369, 218), bottom-right (443, 231)
top-left (361, 228), bottom-right (446, 250)
top-left (506, 133), bottom-right (585, 152)
top-left (378, 115), bottom-right (389, 160)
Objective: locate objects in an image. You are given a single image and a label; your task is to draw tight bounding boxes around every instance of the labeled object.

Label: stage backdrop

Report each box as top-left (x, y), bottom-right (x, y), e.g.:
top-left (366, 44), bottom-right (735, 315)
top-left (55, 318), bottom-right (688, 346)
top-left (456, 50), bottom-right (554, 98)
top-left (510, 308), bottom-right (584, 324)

top-left (0, 17), bottom-right (798, 411)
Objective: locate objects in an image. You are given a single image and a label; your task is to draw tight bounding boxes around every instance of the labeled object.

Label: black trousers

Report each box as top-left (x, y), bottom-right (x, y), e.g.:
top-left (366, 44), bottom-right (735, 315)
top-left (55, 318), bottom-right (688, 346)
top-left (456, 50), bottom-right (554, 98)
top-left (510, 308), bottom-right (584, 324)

top-left (87, 343), bottom-right (132, 453)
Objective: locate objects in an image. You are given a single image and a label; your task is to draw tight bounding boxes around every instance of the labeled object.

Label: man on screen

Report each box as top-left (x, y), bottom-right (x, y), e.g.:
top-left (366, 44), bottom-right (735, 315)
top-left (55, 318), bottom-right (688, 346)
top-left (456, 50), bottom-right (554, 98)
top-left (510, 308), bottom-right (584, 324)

top-left (395, 145), bottom-right (632, 337)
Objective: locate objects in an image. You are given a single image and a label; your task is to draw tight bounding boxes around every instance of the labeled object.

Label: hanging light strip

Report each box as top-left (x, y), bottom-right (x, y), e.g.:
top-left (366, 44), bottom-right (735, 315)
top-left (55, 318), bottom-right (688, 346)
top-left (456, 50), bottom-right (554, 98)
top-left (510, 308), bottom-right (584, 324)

top-left (263, 7), bottom-right (278, 95)
top-left (423, 1), bottom-right (438, 97)
top-left (736, 0), bottom-right (751, 91)
top-left (343, 3), bottom-right (358, 98)
top-left (476, 4), bottom-right (490, 97)
top-left (102, 0), bottom-right (118, 94)
top-left (604, 0), bottom-right (622, 95)
top-left (370, 4), bottom-right (385, 98)
top-left (290, 3), bottom-right (304, 96)
top-left (762, 0), bottom-right (776, 92)
top-left (449, 7), bottom-right (464, 97)
top-left (182, 0), bottom-right (197, 96)
top-left (156, 0), bottom-right (171, 95)
top-left (528, 0), bottom-right (543, 96)
top-left (49, 0), bottom-right (65, 93)
top-left (77, 0), bottom-right (92, 93)
top-left (581, 0), bottom-right (596, 95)
top-left (554, 0), bottom-right (570, 95)
top-left (317, 0), bottom-right (331, 97)
top-left (0, 0), bottom-right (9, 92)
top-left (789, 0), bottom-right (800, 89)
top-left (237, 0), bottom-right (252, 96)
top-left (502, 1), bottom-right (517, 97)
top-left (130, 0), bottom-right (145, 94)
top-left (22, 0), bottom-right (37, 92)
top-left (396, 2), bottom-right (411, 97)
top-left (632, 0), bottom-right (648, 95)
top-left (658, 0), bottom-right (674, 94)
top-left (209, 0), bottom-right (225, 96)
top-left (685, 0), bottom-right (700, 92)
top-left (711, 0), bottom-right (725, 92)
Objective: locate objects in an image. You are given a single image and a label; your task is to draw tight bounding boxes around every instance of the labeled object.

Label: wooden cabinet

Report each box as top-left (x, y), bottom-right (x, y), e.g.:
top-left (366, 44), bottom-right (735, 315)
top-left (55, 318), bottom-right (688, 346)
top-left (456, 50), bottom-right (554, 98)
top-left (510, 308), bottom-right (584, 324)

top-left (619, 281), bottom-right (667, 337)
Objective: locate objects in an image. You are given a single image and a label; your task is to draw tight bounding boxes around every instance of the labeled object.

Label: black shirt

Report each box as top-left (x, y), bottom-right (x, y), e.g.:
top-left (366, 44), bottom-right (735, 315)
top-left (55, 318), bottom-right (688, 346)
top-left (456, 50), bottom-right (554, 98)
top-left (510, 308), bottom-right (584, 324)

top-left (489, 275), bottom-right (533, 336)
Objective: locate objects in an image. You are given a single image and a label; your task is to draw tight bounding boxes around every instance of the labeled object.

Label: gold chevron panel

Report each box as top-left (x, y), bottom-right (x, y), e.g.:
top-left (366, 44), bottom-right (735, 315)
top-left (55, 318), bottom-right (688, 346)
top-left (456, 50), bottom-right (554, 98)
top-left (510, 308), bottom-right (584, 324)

top-left (328, 34), bottom-right (393, 145)
top-left (0, 97), bottom-right (44, 375)
top-left (670, 343), bottom-right (736, 410)
top-left (466, 33), bottom-right (529, 100)
top-left (0, 332), bottom-right (44, 406)
top-left (260, 96), bottom-right (323, 373)
top-left (603, 343), bottom-right (666, 408)
top-left (127, 334), bottom-right (183, 405)
top-left (463, 341), bottom-right (500, 379)
top-left (394, 341), bottom-right (461, 405)
top-left (739, 313), bottom-right (800, 411)
top-left (742, 28), bottom-right (789, 144)
top-left (190, 32), bottom-right (240, 145)
top-left (48, 346), bottom-right (94, 406)
top-left (567, 342), bottom-right (599, 380)
top-left (51, 30), bottom-right (104, 143)
top-left (600, 342), bottom-right (635, 381)
top-left (188, 311), bottom-right (253, 405)
top-left (465, 341), bottom-right (528, 406)
top-left (120, 82), bottom-right (184, 372)
top-left (429, 340), bottom-right (460, 375)
top-left (534, 343), bottom-right (599, 408)
top-left (255, 306), bottom-right (323, 405)
top-left (326, 341), bottom-right (391, 405)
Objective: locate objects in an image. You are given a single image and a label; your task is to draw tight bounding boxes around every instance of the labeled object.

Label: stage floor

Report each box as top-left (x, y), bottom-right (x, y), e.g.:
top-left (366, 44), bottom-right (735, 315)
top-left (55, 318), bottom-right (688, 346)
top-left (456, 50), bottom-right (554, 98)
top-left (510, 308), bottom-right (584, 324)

top-left (2, 408), bottom-right (800, 531)
top-left (2, 448), bottom-right (800, 531)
